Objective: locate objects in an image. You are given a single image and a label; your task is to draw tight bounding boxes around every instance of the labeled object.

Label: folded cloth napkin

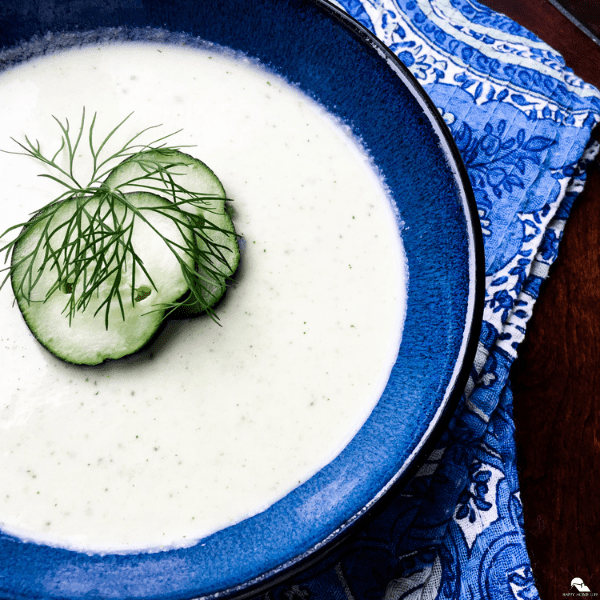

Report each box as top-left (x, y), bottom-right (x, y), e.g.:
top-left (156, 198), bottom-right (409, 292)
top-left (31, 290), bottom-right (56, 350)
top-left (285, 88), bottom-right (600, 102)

top-left (252, 1), bottom-right (600, 599)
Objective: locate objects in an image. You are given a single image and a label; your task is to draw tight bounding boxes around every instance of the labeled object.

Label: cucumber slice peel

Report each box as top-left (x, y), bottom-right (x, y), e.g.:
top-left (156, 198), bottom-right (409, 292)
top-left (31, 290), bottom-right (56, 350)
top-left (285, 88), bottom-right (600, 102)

top-left (10, 191), bottom-right (195, 365)
top-left (104, 149), bottom-right (240, 315)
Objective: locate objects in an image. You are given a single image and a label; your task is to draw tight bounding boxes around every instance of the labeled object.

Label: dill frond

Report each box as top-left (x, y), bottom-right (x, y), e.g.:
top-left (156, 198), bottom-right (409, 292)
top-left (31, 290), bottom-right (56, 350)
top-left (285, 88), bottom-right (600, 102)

top-left (0, 109), bottom-right (237, 329)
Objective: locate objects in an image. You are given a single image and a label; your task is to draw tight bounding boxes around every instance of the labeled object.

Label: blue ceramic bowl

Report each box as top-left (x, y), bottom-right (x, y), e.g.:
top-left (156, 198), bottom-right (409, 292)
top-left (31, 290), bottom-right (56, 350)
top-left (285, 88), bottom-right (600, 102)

top-left (0, 0), bottom-right (483, 598)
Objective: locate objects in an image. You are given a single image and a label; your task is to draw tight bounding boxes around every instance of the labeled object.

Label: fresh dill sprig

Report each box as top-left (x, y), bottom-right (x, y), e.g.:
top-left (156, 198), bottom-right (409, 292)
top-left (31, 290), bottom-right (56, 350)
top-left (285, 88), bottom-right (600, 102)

top-left (0, 110), bottom-right (237, 329)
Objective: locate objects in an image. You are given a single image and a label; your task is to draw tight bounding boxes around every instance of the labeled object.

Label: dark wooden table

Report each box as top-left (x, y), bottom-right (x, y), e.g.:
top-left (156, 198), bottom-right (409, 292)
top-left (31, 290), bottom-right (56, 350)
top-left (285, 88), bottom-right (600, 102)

top-left (474, 0), bottom-right (600, 596)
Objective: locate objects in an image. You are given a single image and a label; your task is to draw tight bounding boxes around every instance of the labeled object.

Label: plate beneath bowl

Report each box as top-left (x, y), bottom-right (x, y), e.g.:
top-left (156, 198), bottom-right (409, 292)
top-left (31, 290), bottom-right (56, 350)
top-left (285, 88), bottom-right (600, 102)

top-left (0, 0), bottom-right (483, 598)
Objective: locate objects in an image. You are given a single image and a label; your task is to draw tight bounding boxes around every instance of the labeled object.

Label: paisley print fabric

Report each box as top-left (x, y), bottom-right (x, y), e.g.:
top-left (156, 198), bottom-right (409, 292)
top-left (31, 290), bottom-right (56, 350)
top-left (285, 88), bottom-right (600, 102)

top-left (253, 1), bottom-right (600, 599)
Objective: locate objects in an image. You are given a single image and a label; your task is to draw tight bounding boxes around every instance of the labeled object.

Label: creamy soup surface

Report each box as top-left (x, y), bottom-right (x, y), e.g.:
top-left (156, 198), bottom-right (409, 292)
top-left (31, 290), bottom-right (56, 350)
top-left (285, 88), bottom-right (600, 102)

top-left (0, 41), bottom-right (406, 552)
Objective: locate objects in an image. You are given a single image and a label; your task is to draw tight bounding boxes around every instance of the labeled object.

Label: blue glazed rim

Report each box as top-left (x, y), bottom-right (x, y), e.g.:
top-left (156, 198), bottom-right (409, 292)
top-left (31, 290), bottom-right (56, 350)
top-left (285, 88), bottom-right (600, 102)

top-left (0, 0), bottom-right (484, 598)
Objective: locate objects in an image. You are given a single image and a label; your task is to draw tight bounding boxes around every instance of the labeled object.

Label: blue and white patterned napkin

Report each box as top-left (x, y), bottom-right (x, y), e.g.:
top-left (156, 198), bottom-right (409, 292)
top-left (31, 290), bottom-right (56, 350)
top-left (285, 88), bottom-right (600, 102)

top-left (255, 1), bottom-right (600, 599)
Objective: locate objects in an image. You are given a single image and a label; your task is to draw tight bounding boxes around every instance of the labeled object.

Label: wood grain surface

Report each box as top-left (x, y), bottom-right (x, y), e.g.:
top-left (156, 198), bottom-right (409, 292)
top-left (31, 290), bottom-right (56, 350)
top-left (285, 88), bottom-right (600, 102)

top-left (552, 0), bottom-right (600, 39)
top-left (475, 0), bottom-right (600, 596)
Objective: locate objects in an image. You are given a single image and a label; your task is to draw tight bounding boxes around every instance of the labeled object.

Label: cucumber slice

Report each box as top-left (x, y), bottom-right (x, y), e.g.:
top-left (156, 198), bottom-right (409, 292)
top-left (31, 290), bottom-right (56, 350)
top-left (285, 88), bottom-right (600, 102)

top-left (10, 192), bottom-right (194, 365)
top-left (104, 149), bottom-right (239, 315)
